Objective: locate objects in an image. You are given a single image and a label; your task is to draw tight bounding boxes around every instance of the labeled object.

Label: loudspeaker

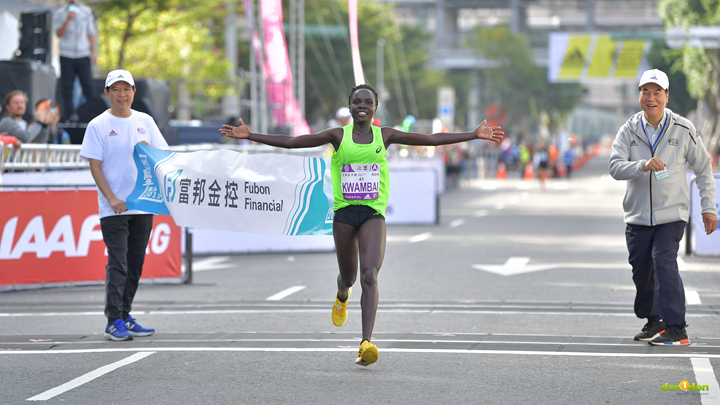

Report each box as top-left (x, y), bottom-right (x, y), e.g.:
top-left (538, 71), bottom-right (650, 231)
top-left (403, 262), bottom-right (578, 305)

top-left (18, 11), bottom-right (52, 64)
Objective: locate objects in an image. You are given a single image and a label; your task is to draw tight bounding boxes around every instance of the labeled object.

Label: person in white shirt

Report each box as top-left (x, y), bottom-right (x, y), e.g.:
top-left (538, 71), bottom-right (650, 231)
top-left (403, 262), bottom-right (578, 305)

top-left (54, 0), bottom-right (98, 121)
top-left (80, 69), bottom-right (169, 341)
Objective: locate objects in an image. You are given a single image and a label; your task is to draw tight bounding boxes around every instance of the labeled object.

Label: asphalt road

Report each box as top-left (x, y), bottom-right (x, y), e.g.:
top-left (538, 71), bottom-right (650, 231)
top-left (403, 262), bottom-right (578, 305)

top-left (1, 151), bottom-right (720, 405)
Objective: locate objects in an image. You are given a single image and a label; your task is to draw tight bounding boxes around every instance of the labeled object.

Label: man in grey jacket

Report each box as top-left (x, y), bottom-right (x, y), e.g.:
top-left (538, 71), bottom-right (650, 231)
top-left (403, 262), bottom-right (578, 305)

top-left (609, 69), bottom-right (718, 346)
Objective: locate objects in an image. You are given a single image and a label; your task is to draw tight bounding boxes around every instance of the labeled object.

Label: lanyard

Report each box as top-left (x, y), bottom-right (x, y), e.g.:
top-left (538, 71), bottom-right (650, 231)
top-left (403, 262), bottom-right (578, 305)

top-left (640, 114), bottom-right (669, 155)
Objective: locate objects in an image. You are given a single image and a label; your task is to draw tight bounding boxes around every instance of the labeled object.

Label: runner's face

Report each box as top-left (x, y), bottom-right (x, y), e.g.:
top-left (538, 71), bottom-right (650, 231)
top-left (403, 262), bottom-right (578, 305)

top-left (105, 81), bottom-right (135, 113)
top-left (639, 83), bottom-right (668, 123)
top-left (6, 94), bottom-right (26, 119)
top-left (350, 89), bottom-right (376, 123)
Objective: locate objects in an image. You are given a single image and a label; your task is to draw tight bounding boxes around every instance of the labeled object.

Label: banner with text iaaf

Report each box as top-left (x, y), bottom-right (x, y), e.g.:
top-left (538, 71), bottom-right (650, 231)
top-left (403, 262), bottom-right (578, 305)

top-left (126, 143), bottom-right (334, 235)
top-left (548, 32), bottom-right (650, 83)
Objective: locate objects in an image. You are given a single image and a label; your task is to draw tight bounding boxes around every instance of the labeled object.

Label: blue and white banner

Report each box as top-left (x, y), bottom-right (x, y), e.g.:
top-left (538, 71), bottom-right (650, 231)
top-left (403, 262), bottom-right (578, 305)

top-left (127, 144), bottom-right (333, 235)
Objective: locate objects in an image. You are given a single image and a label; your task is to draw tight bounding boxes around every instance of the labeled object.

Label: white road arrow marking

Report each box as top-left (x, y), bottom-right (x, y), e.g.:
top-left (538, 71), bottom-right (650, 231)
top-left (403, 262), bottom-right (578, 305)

top-left (472, 257), bottom-right (557, 276)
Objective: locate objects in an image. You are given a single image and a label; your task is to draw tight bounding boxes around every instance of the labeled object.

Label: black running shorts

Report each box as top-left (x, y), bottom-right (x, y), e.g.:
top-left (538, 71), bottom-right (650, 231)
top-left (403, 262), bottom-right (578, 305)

top-left (333, 205), bottom-right (385, 229)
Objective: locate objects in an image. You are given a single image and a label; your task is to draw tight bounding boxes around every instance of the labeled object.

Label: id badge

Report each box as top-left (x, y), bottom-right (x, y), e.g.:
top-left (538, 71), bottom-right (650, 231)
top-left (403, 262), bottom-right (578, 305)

top-left (654, 168), bottom-right (669, 181)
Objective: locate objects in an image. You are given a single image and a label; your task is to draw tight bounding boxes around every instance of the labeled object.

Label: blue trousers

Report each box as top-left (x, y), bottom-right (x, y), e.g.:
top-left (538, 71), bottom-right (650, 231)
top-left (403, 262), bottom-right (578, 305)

top-left (100, 214), bottom-right (153, 324)
top-left (625, 221), bottom-right (686, 332)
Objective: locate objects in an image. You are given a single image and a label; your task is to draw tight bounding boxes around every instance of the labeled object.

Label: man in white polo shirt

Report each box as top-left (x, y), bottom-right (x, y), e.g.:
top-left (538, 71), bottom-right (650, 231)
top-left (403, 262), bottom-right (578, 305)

top-left (80, 69), bottom-right (169, 341)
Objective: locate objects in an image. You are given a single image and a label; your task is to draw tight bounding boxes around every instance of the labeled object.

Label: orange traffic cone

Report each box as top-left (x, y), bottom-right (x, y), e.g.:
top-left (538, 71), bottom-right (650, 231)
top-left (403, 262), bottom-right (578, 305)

top-left (496, 161), bottom-right (507, 180)
top-left (523, 162), bottom-right (535, 180)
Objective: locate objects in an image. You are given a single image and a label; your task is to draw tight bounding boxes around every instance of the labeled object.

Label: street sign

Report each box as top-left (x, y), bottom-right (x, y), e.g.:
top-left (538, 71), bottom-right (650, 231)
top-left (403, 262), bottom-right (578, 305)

top-left (665, 26), bottom-right (720, 49)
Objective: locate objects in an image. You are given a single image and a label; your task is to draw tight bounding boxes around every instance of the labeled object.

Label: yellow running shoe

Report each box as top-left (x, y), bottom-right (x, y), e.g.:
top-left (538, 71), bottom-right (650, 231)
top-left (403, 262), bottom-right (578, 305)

top-left (355, 340), bottom-right (378, 366)
top-left (332, 288), bottom-right (351, 327)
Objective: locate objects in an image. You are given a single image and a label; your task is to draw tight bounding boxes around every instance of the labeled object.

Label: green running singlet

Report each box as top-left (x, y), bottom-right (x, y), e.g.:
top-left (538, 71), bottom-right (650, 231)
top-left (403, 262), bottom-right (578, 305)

top-left (331, 123), bottom-right (390, 216)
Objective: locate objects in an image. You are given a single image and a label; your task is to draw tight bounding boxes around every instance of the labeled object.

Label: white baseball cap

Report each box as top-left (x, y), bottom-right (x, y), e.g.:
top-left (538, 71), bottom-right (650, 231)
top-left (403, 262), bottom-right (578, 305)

top-left (105, 69), bottom-right (135, 88)
top-left (639, 69), bottom-right (669, 91)
top-left (336, 107), bottom-right (351, 119)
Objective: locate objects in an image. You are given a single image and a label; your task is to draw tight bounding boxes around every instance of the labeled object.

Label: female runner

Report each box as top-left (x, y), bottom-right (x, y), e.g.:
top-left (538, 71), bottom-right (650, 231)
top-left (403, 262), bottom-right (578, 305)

top-left (219, 84), bottom-right (505, 366)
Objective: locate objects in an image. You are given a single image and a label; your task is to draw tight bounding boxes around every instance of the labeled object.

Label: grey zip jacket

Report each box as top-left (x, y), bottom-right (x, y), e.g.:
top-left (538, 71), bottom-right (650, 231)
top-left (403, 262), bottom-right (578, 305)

top-left (609, 108), bottom-right (716, 226)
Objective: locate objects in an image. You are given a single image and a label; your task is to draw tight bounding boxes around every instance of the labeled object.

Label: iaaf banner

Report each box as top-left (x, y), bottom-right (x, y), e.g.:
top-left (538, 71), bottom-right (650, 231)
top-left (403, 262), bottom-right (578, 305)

top-left (0, 190), bottom-right (181, 287)
top-left (127, 143), bottom-right (334, 235)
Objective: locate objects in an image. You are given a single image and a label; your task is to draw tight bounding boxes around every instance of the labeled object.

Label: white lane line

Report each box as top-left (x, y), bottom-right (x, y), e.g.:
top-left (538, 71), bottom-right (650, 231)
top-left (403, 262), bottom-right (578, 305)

top-left (474, 210), bottom-right (488, 217)
top-left (677, 255), bottom-right (688, 272)
top-left (409, 232), bottom-right (432, 243)
top-left (494, 202), bottom-right (506, 210)
top-left (509, 196), bottom-right (519, 204)
top-left (26, 352), bottom-right (155, 401)
top-left (191, 256), bottom-right (235, 272)
top-left (6, 347), bottom-right (720, 359)
top-left (266, 285), bottom-right (306, 301)
top-left (686, 290), bottom-right (702, 305)
top-left (449, 219), bottom-right (465, 228)
top-left (691, 358), bottom-right (720, 404)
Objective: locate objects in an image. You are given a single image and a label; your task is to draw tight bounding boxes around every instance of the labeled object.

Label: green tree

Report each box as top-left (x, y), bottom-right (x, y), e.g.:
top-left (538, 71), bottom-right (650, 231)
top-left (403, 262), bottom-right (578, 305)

top-left (95, 0), bottom-right (234, 116)
top-left (658, 0), bottom-right (720, 153)
top-left (467, 25), bottom-right (582, 140)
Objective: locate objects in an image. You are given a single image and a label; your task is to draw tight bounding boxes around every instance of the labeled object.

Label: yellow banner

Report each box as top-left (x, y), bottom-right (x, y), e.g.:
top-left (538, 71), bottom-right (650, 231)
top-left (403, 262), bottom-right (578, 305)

top-left (549, 33), bottom-right (649, 83)
top-left (587, 36), bottom-right (617, 78)
top-left (615, 40), bottom-right (647, 78)
top-left (559, 36), bottom-right (592, 79)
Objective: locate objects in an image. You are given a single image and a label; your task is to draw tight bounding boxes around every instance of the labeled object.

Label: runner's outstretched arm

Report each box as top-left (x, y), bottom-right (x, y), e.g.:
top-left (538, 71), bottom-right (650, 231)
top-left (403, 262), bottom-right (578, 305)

top-left (383, 119), bottom-right (504, 147)
top-left (219, 118), bottom-right (342, 150)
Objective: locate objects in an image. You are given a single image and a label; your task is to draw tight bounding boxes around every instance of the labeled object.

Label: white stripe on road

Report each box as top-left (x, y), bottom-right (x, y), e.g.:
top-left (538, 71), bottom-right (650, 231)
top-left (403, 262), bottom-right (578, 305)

top-left (677, 255), bottom-right (688, 272)
top-left (190, 256), bottom-right (235, 272)
top-left (6, 347), bottom-right (720, 359)
top-left (449, 219), bottom-right (465, 228)
top-left (26, 351), bottom-right (155, 401)
top-left (691, 358), bottom-right (720, 405)
top-left (474, 210), bottom-right (488, 217)
top-left (266, 286), bottom-right (306, 301)
top-left (686, 290), bottom-right (702, 305)
top-left (494, 203), bottom-right (506, 210)
top-left (409, 232), bottom-right (432, 243)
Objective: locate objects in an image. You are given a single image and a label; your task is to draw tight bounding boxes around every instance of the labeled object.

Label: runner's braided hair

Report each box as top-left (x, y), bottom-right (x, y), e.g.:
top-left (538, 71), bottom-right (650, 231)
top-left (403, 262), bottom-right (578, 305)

top-left (348, 84), bottom-right (379, 108)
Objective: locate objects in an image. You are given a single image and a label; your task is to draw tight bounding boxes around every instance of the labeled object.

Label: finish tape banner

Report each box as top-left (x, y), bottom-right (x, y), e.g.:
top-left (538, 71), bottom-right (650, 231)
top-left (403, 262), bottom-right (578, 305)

top-left (548, 32), bottom-right (650, 83)
top-left (0, 190), bottom-right (181, 287)
top-left (126, 143), bottom-right (334, 235)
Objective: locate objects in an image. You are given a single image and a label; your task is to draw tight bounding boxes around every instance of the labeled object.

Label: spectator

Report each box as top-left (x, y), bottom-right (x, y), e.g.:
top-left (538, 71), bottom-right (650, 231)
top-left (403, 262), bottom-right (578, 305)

top-left (326, 107), bottom-right (352, 129)
top-left (54, 0), bottom-right (97, 122)
top-left (0, 90), bottom-right (52, 143)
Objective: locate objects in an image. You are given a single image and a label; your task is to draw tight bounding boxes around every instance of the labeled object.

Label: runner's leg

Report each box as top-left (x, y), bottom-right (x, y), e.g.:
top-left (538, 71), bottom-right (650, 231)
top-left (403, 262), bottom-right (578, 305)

top-left (357, 218), bottom-right (386, 341)
top-left (333, 221), bottom-right (358, 301)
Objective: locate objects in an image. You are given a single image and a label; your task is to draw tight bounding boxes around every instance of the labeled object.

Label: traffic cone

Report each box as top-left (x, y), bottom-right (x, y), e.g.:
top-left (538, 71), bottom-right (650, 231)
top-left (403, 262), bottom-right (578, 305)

top-left (496, 161), bottom-right (507, 180)
top-left (523, 163), bottom-right (535, 180)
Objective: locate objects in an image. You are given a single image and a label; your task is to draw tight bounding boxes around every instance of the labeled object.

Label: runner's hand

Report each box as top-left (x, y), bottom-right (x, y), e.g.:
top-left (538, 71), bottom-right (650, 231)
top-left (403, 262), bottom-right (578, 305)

top-left (476, 119), bottom-right (504, 143)
top-left (219, 118), bottom-right (250, 139)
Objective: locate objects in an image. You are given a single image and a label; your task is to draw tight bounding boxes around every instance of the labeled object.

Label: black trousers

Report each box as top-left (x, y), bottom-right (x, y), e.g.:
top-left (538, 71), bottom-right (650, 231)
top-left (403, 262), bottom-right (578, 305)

top-left (100, 214), bottom-right (153, 324)
top-left (625, 221), bottom-right (686, 332)
top-left (59, 56), bottom-right (95, 121)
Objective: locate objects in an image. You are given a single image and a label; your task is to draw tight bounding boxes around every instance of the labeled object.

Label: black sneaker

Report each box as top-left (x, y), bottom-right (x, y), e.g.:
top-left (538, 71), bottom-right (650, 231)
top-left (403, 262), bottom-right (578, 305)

top-left (649, 329), bottom-right (690, 346)
top-left (634, 320), bottom-right (666, 341)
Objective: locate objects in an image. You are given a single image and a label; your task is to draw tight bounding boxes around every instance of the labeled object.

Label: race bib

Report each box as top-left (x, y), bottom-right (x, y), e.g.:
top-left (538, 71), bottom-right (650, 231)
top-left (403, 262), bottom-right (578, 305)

top-left (341, 163), bottom-right (380, 200)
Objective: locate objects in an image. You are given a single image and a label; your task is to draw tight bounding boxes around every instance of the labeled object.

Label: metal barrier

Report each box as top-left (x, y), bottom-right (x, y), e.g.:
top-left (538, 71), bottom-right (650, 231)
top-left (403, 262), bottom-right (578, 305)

top-left (1, 143), bottom-right (327, 172)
